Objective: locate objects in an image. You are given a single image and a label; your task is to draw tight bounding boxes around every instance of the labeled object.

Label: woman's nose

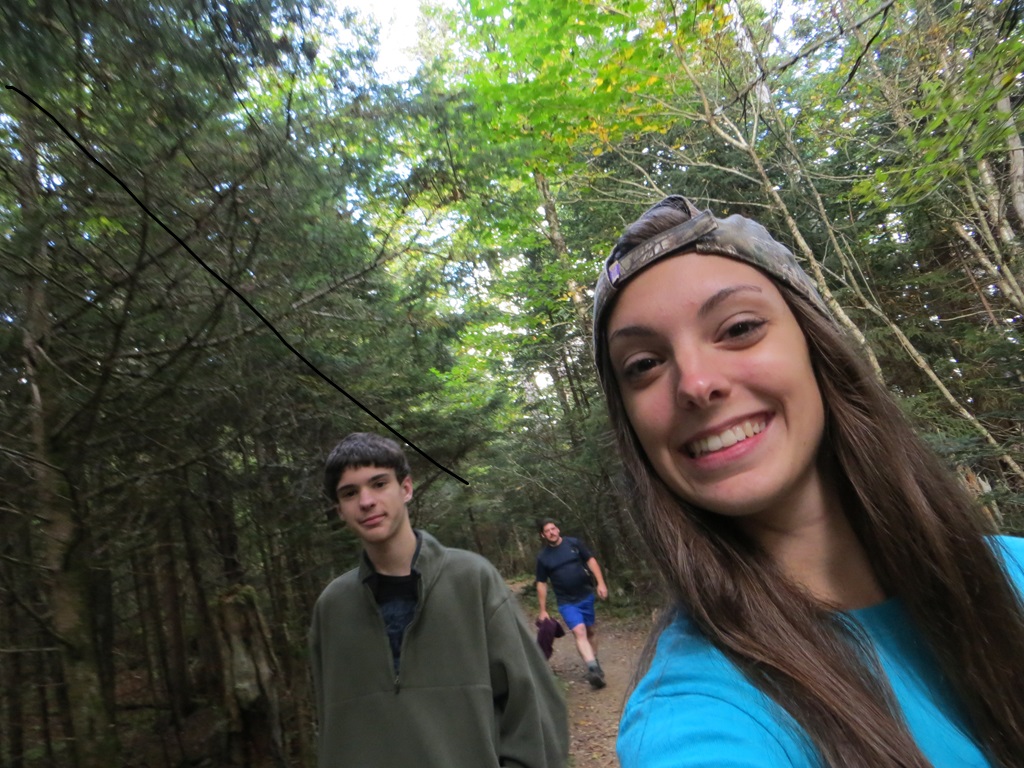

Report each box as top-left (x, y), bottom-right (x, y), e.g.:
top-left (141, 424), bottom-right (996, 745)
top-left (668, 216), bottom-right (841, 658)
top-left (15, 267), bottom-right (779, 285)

top-left (673, 351), bottom-right (730, 409)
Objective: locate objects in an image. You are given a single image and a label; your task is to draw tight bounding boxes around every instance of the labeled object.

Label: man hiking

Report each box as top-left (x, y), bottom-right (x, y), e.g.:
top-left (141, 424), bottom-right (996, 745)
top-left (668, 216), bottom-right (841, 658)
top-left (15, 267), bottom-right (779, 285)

top-left (535, 519), bottom-right (609, 689)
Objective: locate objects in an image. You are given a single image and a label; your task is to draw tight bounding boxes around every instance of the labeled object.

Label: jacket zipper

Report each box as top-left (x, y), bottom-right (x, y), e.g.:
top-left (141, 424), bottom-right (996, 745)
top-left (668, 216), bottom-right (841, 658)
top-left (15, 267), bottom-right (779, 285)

top-left (366, 580), bottom-right (426, 694)
top-left (363, 582), bottom-right (403, 693)
top-left (363, 546), bottom-right (427, 695)
top-left (394, 577), bottom-right (426, 694)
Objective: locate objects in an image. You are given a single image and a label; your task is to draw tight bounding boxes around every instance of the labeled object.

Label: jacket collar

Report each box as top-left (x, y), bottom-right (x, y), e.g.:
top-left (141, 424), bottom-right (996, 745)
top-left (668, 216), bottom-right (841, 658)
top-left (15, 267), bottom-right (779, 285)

top-left (358, 529), bottom-right (447, 593)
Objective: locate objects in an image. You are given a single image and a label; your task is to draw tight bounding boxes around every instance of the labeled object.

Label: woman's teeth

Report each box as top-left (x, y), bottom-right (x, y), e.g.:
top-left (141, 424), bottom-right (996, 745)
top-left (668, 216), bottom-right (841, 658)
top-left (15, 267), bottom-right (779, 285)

top-left (688, 420), bottom-right (765, 457)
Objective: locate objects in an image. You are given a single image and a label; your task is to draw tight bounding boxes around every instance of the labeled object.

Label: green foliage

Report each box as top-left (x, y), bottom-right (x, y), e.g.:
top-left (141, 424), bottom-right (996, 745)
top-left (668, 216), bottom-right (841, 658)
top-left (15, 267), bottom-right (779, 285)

top-left (2, 0), bottom-right (1023, 763)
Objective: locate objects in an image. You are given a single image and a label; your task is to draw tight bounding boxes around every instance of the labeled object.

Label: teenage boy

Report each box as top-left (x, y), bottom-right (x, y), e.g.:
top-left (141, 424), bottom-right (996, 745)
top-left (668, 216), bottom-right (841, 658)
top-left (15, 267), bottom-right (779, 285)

top-left (310, 433), bottom-right (568, 768)
top-left (535, 519), bottom-right (609, 689)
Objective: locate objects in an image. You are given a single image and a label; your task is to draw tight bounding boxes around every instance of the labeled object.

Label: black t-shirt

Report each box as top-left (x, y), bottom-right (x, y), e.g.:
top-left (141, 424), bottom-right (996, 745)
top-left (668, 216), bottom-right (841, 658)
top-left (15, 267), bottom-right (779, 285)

top-left (369, 572), bottom-right (419, 672)
top-left (535, 536), bottom-right (594, 604)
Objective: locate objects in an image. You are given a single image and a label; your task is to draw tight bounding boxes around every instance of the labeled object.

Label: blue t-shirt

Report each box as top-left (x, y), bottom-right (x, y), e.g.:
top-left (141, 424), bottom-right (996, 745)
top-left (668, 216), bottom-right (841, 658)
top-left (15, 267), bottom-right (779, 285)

top-left (536, 536), bottom-right (595, 604)
top-left (618, 535), bottom-right (1024, 768)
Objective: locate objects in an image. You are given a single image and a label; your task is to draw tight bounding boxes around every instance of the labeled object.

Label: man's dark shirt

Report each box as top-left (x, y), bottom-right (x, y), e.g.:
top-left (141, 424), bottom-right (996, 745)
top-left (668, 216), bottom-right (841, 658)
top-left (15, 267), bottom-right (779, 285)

top-left (364, 534), bottom-right (423, 672)
top-left (535, 536), bottom-right (594, 605)
top-left (370, 572), bottom-right (419, 671)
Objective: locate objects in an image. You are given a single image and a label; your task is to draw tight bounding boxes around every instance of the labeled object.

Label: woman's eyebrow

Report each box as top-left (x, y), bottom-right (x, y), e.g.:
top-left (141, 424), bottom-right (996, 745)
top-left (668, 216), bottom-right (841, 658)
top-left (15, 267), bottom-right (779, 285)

top-left (697, 284), bottom-right (763, 319)
top-left (607, 324), bottom-right (658, 344)
top-left (608, 285), bottom-right (764, 343)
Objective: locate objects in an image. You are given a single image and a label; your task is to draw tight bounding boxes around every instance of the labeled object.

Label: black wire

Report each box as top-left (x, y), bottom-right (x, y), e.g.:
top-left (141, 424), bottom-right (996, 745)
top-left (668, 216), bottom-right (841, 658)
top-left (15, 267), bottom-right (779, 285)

top-left (6, 84), bottom-right (469, 485)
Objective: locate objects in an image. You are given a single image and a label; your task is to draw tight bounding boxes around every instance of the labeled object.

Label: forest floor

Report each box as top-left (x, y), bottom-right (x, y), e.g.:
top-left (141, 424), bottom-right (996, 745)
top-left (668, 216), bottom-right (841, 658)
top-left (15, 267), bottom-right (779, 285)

top-left (548, 615), bottom-right (648, 768)
top-left (510, 579), bottom-right (651, 768)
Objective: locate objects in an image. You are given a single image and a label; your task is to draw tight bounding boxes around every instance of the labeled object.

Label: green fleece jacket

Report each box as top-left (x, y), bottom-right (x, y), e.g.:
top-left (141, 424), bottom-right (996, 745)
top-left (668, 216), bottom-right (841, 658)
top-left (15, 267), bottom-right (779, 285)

top-left (310, 530), bottom-right (569, 768)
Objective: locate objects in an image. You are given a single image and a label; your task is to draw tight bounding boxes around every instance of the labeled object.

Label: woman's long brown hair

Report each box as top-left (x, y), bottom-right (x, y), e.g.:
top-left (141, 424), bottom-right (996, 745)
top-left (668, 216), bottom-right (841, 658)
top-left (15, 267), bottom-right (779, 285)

top-left (597, 209), bottom-right (1024, 767)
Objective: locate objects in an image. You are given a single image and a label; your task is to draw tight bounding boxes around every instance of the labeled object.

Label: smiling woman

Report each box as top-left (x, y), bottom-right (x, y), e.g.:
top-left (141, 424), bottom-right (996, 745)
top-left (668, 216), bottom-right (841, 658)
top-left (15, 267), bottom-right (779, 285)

top-left (607, 254), bottom-right (827, 525)
top-left (591, 195), bottom-right (1024, 768)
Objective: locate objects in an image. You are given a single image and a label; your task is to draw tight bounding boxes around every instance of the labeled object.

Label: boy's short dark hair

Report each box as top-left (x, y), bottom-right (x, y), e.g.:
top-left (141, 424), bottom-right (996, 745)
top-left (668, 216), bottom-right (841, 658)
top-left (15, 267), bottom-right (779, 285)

top-left (537, 518), bottom-right (558, 535)
top-left (323, 432), bottom-right (411, 502)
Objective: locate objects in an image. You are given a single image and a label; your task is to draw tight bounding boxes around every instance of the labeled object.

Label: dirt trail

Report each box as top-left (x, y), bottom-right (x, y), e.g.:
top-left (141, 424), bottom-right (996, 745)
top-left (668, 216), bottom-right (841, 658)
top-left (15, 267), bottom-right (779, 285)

top-left (546, 617), bottom-right (648, 768)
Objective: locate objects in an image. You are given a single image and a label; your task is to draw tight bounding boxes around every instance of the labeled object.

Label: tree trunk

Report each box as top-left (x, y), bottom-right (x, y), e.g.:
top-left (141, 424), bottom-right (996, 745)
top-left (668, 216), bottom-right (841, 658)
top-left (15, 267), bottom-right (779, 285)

top-left (215, 586), bottom-right (286, 768)
top-left (156, 509), bottom-right (191, 724)
top-left (533, 170), bottom-right (593, 340)
top-left (2, 573), bottom-right (26, 768)
top-left (178, 484), bottom-right (221, 697)
top-left (16, 105), bottom-right (120, 768)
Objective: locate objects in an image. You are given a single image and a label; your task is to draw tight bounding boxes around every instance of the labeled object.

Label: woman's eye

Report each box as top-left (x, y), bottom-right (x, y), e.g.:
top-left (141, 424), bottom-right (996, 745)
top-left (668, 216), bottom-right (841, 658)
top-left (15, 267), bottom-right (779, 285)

top-left (622, 356), bottom-right (659, 379)
top-left (723, 318), bottom-right (765, 340)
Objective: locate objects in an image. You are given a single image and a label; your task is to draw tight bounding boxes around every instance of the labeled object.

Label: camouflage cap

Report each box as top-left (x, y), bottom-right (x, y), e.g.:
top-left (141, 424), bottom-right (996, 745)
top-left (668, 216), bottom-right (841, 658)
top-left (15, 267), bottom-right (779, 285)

top-left (593, 195), bottom-right (831, 370)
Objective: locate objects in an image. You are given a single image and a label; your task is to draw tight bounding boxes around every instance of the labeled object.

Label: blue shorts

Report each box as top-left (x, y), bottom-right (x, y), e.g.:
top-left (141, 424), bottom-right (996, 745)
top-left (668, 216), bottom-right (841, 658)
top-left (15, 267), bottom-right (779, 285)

top-left (557, 593), bottom-right (596, 630)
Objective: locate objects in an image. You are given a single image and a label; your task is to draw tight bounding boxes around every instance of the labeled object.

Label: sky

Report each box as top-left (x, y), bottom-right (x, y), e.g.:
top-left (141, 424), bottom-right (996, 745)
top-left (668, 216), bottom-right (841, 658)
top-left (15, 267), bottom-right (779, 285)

top-left (336, 0), bottom-right (435, 81)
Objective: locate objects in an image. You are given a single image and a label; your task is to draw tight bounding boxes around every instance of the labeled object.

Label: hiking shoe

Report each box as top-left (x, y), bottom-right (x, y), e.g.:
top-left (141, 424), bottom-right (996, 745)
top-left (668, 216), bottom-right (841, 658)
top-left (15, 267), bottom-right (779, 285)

top-left (586, 666), bottom-right (606, 689)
